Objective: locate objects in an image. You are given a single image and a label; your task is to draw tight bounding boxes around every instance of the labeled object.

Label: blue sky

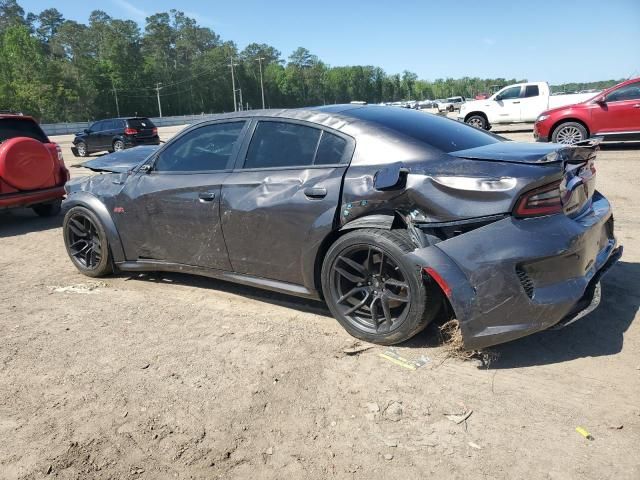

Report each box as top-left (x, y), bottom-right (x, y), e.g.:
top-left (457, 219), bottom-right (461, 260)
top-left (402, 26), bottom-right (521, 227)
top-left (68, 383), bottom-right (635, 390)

top-left (20, 0), bottom-right (640, 84)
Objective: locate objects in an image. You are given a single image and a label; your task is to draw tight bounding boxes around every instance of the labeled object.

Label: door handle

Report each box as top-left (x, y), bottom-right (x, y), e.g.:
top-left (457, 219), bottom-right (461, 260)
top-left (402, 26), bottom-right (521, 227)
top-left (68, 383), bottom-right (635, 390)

top-left (304, 187), bottom-right (328, 199)
top-left (198, 191), bottom-right (216, 202)
top-left (512, 101), bottom-right (520, 104)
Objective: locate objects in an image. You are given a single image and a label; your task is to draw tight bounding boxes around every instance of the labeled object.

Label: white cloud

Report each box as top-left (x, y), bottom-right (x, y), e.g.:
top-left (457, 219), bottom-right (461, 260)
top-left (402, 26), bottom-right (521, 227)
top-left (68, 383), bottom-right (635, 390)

top-left (113, 0), bottom-right (149, 22)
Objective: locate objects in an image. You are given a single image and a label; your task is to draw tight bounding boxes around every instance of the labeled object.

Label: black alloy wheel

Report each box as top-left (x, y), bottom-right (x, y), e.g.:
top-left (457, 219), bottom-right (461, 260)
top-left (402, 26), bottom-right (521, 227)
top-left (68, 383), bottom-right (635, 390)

top-left (63, 206), bottom-right (113, 277)
top-left (322, 229), bottom-right (438, 345)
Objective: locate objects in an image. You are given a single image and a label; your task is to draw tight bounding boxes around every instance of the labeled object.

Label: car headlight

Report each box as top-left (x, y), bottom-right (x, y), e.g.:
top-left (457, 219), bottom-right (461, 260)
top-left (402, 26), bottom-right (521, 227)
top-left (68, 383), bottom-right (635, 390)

top-left (537, 114), bottom-right (550, 123)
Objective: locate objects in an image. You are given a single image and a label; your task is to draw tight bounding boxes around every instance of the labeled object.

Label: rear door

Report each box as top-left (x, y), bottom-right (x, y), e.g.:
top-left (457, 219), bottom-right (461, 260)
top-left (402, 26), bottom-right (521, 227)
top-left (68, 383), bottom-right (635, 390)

top-left (220, 119), bottom-right (353, 286)
top-left (592, 81), bottom-right (640, 136)
top-left (115, 120), bottom-right (249, 269)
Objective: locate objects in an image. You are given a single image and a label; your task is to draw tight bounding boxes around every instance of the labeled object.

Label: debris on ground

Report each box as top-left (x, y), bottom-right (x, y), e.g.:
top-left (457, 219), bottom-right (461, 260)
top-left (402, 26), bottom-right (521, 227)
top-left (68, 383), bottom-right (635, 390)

top-left (444, 409), bottom-right (473, 425)
top-left (341, 341), bottom-right (373, 356)
top-left (382, 401), bottom-right (403, 422)
top-left (49, 282), bottom-right (108, 295)
top-left (383, 453), bottom-right (394, 461)
top-left (468, 441), bottom-right (482, 450)
top-left (438, 319), bottom-right (498, 366)
top-left (379, 349), bottom-right (430, 370)
top-left (608, 424), bottom-right (623, 430)
top-left (576, 426), bottom-right (595, 441)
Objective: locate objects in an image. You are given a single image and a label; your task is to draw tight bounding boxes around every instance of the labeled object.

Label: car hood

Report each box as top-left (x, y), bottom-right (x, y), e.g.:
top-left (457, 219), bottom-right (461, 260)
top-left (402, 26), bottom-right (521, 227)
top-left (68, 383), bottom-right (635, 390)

top-left (449, 141), bottom-right (595, 164)
top-left (76, 145), bottom-right (159, 172)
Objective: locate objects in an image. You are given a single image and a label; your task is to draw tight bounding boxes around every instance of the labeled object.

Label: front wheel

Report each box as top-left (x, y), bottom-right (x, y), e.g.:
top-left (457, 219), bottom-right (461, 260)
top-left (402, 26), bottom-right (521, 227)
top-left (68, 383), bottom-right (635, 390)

top-left (321, 229), bottom-right (439, 345)
top-left (63, 206), bottom-right (113, 277)
top-left (552, 122), bottom-right (588, 144)
top-left (75, 141), bottom-right (88, 157)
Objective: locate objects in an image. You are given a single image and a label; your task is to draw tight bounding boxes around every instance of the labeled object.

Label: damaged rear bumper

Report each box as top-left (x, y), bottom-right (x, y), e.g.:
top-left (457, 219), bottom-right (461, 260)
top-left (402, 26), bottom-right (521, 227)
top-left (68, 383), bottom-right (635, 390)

top-left (407, 192), bottom-right (621, 349)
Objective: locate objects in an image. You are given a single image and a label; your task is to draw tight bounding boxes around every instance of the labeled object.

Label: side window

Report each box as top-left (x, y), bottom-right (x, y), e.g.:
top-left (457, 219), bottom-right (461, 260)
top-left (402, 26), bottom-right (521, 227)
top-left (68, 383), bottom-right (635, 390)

top-left (497, 86), bottom-right (522, 100)
top-left (154, 121), bottom-right (245, 172)
top-left (524, 85), bottom-right (540, 98)
top-left (105, 120), bottom-right (116, 130)
top-left (91, 121), bottom-right (103, 132)
top-left (243, 121), bottom-right (321, 169)
top-left (606, 82), bottom-right (640, 102)
top-left (315, 131), bottom-right (348, 165)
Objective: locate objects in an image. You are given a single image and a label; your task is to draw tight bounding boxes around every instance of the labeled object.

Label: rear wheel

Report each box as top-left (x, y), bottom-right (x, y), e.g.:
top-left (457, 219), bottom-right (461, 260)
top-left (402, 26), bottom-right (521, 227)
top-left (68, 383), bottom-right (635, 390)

top-left (32, 200), bottom-right (61, 217)
top-left (552, 122), bottom-right (588, 144)
top-left (63, 206), bottom-right (113, 277)
top-left (76, 141), bottom-right (88, 157)
top-left (112, 139), bottom-right (125, 152)
top-left (466, 114), bottom-right (487, 130)
top-left (321, 229), bottom-right (438, 345)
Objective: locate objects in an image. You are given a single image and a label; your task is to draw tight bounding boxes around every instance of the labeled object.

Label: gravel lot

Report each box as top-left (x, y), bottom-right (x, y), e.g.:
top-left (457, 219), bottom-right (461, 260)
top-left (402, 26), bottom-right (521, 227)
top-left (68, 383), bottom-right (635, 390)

top-left (1, 119), bottom-right (639, 479)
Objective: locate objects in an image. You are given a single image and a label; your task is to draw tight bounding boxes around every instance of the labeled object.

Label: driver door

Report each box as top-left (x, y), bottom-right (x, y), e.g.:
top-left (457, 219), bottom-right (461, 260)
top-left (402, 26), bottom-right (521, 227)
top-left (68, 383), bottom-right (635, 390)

top-left (492, 85), bottom-right (523, 123)
top-left (114, 120), bottom-right (249, 270)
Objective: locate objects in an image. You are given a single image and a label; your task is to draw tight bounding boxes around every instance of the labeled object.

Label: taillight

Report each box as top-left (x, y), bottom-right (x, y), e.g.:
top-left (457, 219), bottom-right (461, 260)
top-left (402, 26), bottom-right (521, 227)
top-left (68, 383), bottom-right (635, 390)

top-left (514, 180), bottom-right (562, 217)
top-left (55, 144), bottom-right (64, 162)
top-left (124, 128), bottom-right (137, 135)
top-left (152, 127), bottom-right (158, 135)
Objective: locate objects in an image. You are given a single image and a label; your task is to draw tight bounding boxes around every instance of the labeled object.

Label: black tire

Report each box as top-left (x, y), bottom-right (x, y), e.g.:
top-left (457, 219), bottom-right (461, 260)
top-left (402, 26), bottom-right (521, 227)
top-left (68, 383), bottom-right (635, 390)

top-left (321, 229), bottom-right (438, 345)
top-left (63, 206), bottom-right (113, 277)
top-left (32, 200), bottom-right (61, 217)
top-left (112, 139), bottom-right (125, 152)
top-left (448, 105), bottom-right (455, 113)
top-left (466, 114), bottom-right (487, 130)
top-left (76, 141), bottom-right (88, 157)
top-left (551, 121), bottom-right (588, 144)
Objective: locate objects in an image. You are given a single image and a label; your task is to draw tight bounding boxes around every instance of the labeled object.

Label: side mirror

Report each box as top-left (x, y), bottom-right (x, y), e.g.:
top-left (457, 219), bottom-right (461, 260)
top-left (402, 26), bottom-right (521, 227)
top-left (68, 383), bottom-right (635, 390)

top-left (139, 163), bottom-right (152, 173)
top-left (84, 129), bottom-right (90, 134)
top-left (595, 96), bottom-right (606, 105)
top-left (494, 95), bottom-right (502, 101)
top-left (374, 163), bottom-right (409, 191)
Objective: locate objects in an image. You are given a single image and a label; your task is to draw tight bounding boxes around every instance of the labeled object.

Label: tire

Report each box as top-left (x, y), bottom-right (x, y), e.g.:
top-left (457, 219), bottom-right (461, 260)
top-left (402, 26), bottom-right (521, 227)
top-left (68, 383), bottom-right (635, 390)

top-left (551, 121), bottom-right (588, 144)
top-left (321, 228), bottom-right (438, 345)
top-left (32, 200), bottom-right (61, 217)
top-left (76, 141), bottom-right (88, 157)
top-left (63, 206), bottom-right (113, 277)
top-left (112, 139), bottom-right (125, 152)
top-left (448, 105), bottom-right (455, 113)
top-left (466, 114), bottom-right (487, 130)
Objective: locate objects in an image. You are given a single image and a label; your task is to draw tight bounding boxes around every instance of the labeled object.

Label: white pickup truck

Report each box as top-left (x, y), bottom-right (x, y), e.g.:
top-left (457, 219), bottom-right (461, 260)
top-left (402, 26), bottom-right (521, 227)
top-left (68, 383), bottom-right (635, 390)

top-left (457, 82), bottom-right (599, 130)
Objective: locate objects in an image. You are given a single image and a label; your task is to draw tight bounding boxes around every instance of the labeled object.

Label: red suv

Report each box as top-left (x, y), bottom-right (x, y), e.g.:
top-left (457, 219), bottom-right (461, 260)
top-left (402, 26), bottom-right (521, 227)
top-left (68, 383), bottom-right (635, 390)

top-left (0, 114), bottom-right (69, 216)
top-left (534, 77), bottom-right (640, 144)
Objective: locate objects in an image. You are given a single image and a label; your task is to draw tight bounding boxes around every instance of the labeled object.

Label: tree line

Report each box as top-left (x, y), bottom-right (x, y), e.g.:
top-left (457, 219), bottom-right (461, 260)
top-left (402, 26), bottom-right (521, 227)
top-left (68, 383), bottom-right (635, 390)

top-left (0, 1), bottom-right (623, 123)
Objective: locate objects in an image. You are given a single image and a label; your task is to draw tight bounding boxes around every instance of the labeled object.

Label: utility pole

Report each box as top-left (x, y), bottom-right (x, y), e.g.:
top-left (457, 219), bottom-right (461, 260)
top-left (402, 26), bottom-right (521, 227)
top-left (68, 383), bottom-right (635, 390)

top-left (228, 57), bottom-right (237, 112)
top-left (238, 88), bottom-right (243, 111)
top-left (111, 78), bottom-right (120, 117)
top-left (155, 82), bottom-right (163, 117)
top-left (256, 57), bottom-right (265, 109)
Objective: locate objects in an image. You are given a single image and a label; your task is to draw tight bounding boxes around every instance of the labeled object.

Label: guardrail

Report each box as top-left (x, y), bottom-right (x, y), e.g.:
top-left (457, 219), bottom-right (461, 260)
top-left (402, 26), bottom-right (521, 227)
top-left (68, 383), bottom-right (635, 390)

top-left (41, 113), bottom-right (224, 136)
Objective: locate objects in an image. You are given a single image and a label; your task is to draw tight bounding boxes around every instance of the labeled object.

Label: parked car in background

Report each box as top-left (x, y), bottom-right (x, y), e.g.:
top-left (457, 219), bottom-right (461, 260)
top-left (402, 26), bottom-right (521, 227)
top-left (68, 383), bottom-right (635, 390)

top-left (72, 117), bottom-right (160, 157)
top-left (0, 113), bottom-right (69, 216)
top-left (437, 96), bottom-right (466, 112)
top-left (458, 82), bottom-right (599, 130)
top-left (535, 77), bottom-right (640, 144)
top-left (63, 105), bottom-right (620, 349)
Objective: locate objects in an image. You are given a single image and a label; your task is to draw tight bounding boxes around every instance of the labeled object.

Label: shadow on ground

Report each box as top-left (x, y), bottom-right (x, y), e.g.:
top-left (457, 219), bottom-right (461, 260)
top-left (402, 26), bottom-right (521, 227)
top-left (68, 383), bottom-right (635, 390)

top-left (486, 261), bottom-right (639, 369)
top-left (0, 209), bottom-right (62, 238)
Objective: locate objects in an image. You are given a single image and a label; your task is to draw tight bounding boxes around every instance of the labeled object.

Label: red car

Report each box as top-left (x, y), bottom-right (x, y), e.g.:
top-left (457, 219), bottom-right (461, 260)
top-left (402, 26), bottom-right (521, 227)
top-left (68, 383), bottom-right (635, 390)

top-left (534, 77), bottom-right (640, 144)
top-left (0, 114), bottom-right (69, 216)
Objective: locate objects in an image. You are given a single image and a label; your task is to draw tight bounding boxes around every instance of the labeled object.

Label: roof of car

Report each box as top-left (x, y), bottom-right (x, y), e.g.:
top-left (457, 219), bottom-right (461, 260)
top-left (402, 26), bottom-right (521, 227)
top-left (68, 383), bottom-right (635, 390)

top-left (0, 114), bottom-right (35, 120)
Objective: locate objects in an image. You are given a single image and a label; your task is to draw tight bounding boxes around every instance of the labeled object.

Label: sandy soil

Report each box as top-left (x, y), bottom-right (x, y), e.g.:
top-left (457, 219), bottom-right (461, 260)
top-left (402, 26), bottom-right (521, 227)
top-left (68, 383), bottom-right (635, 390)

top-left (1, 124), bottom-right (638, 479)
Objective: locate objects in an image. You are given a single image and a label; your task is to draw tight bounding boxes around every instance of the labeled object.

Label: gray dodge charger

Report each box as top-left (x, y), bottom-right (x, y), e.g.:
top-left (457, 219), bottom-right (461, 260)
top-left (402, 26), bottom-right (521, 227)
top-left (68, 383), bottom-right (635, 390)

top-left (63, 105), bottom-right (622, 349)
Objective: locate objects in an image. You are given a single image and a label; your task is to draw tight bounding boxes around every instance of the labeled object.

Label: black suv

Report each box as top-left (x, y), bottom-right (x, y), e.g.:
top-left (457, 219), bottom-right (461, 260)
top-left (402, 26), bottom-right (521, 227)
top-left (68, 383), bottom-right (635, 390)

top-left (72, 117), bottom-right (160, 157)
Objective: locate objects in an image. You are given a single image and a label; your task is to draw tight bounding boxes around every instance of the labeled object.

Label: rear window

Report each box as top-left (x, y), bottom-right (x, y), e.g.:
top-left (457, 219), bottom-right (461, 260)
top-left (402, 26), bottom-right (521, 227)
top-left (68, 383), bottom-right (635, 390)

top-left (524, 85), bottom-right (540, 97)
top-left (345, 106), bottom-right (500, 153)
top-left (0, 118), bottom-right (48, 143)
top-left (128, 118), bottom-right (155, 129)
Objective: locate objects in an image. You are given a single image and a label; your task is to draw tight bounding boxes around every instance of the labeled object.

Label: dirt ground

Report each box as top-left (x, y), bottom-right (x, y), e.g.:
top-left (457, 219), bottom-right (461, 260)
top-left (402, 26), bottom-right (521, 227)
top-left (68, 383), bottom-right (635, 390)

top-left (1, 121), bottom-right (639, 479)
